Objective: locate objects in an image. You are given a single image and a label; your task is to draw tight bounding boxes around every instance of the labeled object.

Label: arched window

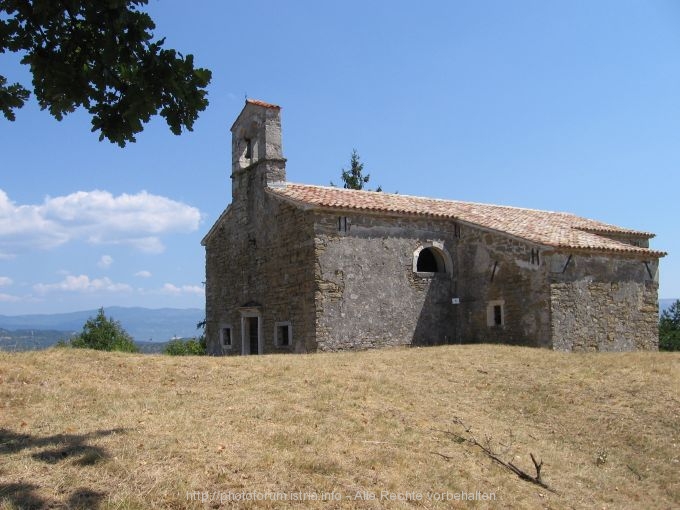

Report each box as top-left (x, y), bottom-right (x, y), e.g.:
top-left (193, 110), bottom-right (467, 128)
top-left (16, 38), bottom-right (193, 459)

top-left (413, 244), bottom-right (451, 274)
top-left (417, 247), bottom-right (441, 272)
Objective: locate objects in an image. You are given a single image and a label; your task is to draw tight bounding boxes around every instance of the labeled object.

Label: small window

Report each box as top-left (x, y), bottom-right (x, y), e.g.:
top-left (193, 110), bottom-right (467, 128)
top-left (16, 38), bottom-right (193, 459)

top-left (486, 300), bottom-right (504, 327)
top-left (531, 248), bottom-right (540, 265)
top-left (244, 138), bottom-right (252, 159)
top-left (454, 223), bottom-right (461, 238)
top-left (338, 217), bottom-right (350, 232)
top-left (275, 321), bottom-right (292, 347)
top-left (220, 325), bottom-right (232, 348)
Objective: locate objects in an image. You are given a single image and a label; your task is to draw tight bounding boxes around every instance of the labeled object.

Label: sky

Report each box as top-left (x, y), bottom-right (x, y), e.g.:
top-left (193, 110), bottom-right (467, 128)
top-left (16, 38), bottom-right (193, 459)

top-left (1, 0), bottom-right (679, 315)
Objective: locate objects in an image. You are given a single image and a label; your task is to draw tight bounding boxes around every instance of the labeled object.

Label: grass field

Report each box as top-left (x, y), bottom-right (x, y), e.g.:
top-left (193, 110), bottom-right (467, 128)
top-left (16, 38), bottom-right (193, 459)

top-left (1, 345), bottom-right (678, 509)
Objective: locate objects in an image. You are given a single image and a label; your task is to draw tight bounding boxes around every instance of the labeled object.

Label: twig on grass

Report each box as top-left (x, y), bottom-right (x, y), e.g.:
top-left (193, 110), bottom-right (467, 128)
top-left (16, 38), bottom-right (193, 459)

top-left (436, 417), bottom-right (559, 495)
top-left (430, 451), bottom-right (456, 461)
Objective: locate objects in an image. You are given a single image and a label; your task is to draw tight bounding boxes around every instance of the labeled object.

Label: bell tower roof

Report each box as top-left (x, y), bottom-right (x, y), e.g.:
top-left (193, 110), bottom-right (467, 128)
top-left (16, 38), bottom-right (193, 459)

top-left (230, 99), bottom-right (281, 131)
top-left (229, 99), bottom-right (286, 203)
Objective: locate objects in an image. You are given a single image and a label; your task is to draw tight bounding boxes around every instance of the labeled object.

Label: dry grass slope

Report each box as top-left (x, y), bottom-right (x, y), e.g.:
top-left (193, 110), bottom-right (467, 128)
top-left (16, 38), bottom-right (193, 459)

top-left (0, 345), bottom-right (678, 509)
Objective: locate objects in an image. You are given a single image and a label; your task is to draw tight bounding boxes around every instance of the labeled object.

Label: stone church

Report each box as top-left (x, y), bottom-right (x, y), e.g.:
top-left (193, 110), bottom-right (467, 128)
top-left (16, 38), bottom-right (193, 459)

top-left (202, 99), bottom-right (665, 355)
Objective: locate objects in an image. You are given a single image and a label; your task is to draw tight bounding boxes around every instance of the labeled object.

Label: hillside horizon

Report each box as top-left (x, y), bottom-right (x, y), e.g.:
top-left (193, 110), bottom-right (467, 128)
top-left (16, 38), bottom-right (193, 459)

top-left (0, 306), bottom-right (204, 345)
top-left (1, 301), bottom-right (676, 352)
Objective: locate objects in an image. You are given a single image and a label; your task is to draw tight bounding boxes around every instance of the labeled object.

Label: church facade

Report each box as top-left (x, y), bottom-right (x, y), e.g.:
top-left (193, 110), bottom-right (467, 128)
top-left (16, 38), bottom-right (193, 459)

top-left (202, 99), bottom-right (665, 355)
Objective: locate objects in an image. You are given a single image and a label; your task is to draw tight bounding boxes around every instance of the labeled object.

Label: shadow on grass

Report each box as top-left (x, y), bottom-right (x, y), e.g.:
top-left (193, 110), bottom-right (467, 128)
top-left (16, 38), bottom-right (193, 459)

top-left (0, 483), bottom-right (105, 510)
top-left (0, 427), bottom-right (128, 509)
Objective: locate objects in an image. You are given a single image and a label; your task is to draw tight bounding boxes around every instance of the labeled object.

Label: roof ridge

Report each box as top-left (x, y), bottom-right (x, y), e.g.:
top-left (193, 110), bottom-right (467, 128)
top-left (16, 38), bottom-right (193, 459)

top-left (280, 182), bottom-right (651, 234)
top-left (266, 182), bottom-right (664, 257)
top-left (280, 182), bottom-right (579, 216)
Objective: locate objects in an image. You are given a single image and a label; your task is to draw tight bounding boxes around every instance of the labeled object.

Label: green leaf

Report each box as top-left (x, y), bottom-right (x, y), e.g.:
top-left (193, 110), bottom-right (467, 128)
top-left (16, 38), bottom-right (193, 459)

top-left (1, 0), bottom-right (211, 145)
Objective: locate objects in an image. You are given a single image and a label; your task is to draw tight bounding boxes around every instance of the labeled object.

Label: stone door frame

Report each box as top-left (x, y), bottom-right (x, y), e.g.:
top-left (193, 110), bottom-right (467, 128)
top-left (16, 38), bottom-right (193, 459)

top-left (239, 307), bottom-right (263, 355)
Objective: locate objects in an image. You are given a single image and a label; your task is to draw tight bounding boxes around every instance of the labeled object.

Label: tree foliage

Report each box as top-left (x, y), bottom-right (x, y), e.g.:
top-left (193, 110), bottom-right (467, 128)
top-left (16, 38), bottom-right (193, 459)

top-left (67, 307), bottom-right (138, 352)
top-left (165, 318), bottom-right (206, 355)
top-left (164, 337), bottom-right (206, 356)
top-left (333, 149), bottom-right (382, 191)
top-left (0, 0), bottom-right (212, 146)
top-left (659, 299), bottom-right (680, 351)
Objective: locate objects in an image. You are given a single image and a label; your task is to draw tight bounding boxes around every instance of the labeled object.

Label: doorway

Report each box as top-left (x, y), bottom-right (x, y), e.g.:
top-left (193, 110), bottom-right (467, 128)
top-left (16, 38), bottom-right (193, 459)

top-left (247, 317), bottom-right (259, 355)
top-left (240, 310), bottom-right (262, 355)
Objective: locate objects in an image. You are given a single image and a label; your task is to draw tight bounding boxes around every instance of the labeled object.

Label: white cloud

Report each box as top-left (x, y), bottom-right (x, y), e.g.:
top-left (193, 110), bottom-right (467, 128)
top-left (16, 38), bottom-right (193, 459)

top-left (33, 275), bottom-right (133, 295)
top-left (98, 255), bottom-right (113, 268)
top-left (0, 276), bottom-right (12, 286)
top-left (135, 270), bottom-right (152, 278)
top-left (160, 283), bottom-right (205, 296)
top-left (0, 189), bottom-right (201, 256)
top-left (0, 189), bottom-right (69, 253)
top-left (161, 283), bottom-right (181, 295)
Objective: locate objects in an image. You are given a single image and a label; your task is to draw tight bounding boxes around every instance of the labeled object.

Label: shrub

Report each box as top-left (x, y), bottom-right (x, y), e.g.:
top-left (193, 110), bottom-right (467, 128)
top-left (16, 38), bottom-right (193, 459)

top-left (66, 307), bottom-right (138, 353)
top-left (164, 337), bottom-right (206, 356)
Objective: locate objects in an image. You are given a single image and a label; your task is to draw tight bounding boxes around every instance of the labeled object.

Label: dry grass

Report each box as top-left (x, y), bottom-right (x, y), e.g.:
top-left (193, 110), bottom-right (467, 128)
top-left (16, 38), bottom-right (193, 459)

top-left (0, 345), bottom-right (678, 509)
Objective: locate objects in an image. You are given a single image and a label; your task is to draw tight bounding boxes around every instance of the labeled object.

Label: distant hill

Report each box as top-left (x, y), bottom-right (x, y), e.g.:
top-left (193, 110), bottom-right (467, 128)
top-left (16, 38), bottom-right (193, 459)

top-left (0, 331), bottom-right (184, 354)
top-left (0, 328), bottom-right (70, 351)
top-left (0, 307), bottom-right (204, 349)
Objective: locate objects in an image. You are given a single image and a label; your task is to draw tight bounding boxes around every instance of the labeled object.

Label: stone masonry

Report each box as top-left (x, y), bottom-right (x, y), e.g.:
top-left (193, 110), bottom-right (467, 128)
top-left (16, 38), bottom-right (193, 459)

top-left (202, 100), bottom-right (666, 355)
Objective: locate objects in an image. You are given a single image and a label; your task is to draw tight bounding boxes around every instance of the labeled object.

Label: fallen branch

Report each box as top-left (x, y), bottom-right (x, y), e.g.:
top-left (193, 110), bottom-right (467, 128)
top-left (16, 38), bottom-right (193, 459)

top-left (471, 437), bottom-right (557, 493)
top-left (439, 418), bottom-right (559, 494)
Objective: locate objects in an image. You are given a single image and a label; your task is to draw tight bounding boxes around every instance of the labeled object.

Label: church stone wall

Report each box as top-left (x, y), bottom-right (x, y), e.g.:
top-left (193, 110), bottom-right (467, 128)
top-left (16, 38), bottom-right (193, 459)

top-left (312, 214), bottom-right (659, 352)
top-left (453, 227), bottom-right (659, 351)
top-left (313, 213), bottom-right (457, 350)
top-left (204, 171), bottom-right (317, 355)
top-left (550, 281), bottom-right (659, 351)
top-left (454, 227), bottom-right (553, 347)
top-left (548, 254), bottom-right (659, 351)
top-left (206, 195), bottom-right (659, 354)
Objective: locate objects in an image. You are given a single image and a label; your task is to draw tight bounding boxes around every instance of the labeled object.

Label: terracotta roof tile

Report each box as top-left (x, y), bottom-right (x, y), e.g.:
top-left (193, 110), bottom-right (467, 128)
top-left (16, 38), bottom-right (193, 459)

top-left (245, 98), bottom-right (281, 109)
top-left (267, 183), bottom-right (666, 257)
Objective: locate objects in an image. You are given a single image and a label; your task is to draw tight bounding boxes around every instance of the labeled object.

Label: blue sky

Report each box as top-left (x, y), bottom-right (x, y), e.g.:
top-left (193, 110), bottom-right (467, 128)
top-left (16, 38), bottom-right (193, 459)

top-left (1, 0), bottom-right (679, 315)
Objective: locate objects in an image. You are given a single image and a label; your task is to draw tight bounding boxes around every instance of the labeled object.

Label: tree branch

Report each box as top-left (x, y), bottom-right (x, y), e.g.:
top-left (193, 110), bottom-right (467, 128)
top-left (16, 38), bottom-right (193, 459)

top-left (438, 418), bottom-right (559, 494)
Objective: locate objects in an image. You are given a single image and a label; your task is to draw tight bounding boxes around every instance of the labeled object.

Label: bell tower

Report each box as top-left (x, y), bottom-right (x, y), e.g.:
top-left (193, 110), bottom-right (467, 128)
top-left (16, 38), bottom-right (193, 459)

top-left (230, 99), bottom-right (286, 203)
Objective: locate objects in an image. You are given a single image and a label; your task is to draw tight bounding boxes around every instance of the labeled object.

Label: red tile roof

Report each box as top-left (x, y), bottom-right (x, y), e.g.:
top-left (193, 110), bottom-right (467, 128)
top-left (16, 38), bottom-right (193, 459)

top-left (267, 183), bottom-right (665, 257)
top-left (245, 98), bottom-right (281, 109)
